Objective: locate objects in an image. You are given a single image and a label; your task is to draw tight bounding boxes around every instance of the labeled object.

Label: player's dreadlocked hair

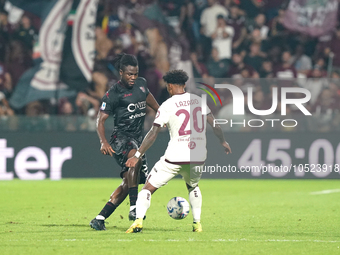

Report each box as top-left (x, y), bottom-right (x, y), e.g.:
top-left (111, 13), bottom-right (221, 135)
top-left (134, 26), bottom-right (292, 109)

top-left (163, 70), bottom-right (189, 85)
top-left (112, 53), bottom-right (138, 71)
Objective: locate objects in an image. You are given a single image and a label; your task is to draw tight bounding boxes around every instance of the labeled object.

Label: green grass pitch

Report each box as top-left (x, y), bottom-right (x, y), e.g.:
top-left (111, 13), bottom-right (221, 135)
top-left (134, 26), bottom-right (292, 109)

top-left (1, 179), bottom-right (340, 255)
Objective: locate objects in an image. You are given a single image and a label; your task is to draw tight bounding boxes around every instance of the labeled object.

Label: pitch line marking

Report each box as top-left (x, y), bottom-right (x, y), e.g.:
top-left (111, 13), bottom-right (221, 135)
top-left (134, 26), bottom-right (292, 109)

top-left (5, 239), bottom-right (340, 243)
top-left (310, 189), bottom-right (340, 195)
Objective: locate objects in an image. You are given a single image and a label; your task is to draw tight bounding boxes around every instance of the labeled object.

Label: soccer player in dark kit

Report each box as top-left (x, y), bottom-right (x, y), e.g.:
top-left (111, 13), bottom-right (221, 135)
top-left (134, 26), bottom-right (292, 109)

top-left (89, 53), bottom-right (159, 230)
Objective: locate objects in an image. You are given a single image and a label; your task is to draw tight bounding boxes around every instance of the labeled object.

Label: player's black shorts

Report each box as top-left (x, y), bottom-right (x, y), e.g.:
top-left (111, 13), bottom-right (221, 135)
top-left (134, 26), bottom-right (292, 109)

top-left (110, 133), bottom-right (148, 184)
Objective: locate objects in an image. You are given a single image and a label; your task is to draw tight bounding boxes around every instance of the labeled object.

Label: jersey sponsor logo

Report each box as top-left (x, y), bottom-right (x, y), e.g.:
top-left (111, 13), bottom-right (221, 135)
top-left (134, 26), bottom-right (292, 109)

top-left (100, 102), bottom-right (106, 110)
top-left (129, 112), bottom-right (146, 119)
top-left (188, 141), bottom-right (196, 149)
top-left (139, 86), bottom-right (146, 93)
top-left (127, 101), bottom-right (146, 112)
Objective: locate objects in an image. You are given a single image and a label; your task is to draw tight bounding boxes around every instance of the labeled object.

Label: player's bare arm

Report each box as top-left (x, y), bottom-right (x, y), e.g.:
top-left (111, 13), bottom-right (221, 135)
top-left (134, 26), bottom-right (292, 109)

top-left (96, 110), bottom-right (115, 156)
top-left (207, 112), bottom-right (232, 154)
top-left (146, 93), bottom-right (159, 112)
top-left (126, 125), bottom-right (162, 167)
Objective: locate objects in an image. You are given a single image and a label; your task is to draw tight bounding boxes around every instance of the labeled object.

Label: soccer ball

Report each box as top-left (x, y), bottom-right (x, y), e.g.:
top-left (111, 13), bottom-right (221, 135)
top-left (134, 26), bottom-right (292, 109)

top-left (167, 197), bottom-right (190, 220)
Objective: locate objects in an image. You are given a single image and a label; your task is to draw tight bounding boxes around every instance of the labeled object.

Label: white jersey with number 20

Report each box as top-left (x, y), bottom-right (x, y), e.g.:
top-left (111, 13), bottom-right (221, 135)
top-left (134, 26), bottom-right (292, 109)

top-left (153, 92), bottom-right (211, 163)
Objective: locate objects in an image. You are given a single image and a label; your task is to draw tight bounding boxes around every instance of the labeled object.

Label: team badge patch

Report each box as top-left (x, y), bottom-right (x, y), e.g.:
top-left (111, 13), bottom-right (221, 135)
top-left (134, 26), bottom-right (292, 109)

top-left (139, 86), bottom-right (145, 93)
top-left (188, 141), bottom-right (196, 149)
top-left (100, 102), bottom-right (106, 110)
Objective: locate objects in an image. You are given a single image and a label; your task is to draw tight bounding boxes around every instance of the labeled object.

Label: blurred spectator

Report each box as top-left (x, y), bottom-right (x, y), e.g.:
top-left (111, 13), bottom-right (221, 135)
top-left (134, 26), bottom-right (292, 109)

top-left (0, 61), bottom-right (12, 96)
top-left (247, 13), bottom-right (268, 40)
top-left (207, 47), bottom-right (229, 78)
top-left (238, 0), bottom-right (263, 19)
top-left (274, 50), bottom-right (297, 79)
top-left (211, 14), bottom-right (234, 62)
top-left (191, 52), bottom-right (209, 78)
top-left (95, 27), bottom-right (114, 60)
top-left (192, 0), bottom-right (207, 42)
top-left (229, 51), bottom-right (258, 78)
top-left (245, 27), bottom-right (271, 57)
top-left (258, 59), bottom-right (274, 78)
top-left (3, 0), bottom-right (24, 25)
top-left (143, 57), bottom-right (163, 101)
top-left (311, 88), bottom-right (339, 131)
top-left (226, 4), bottom-right (247, 51)
top-left (299, 66), bottom-right (328, 105)
top-left (115, 22), bottom-right (143, 55)
top-left (59, 98), bottom-right (74, 115)
top-left (118, 0), bottom-right (145, 25)
top-left (200, 0), bottom-right (228, 60)
top-left (0, 90), bottom-right (14, 116)
top-left (13, 14), bottom-right (37, 51)
top-left (267, 45), bottom-right (282, 66)
top-left (58, 98), bottom-right (77, 131)
top-left (244, 42), bottom-right (264, 73)
top-left (263, 0), bottom-right (286, 21)
top-left (291, 44), bottom-right (312, 76)
top-left (180, 0), bottom-right (196, 49)
top-left (75, 92), bottom-right (100, 115)
top-left (0, 9), bottom-right (14, 42)
top-left (5, 40), bottom-right (33, 88)
top-left (200, 0), bottom-right (228, 38)
top-left (317, 26), bottom-right (340, 71)
top-left (270, 7), bottom-right (289, 45)
top-left (25, 101), bottom-right (45, 116)
top-left (159, 0), bottom-right (185, 34)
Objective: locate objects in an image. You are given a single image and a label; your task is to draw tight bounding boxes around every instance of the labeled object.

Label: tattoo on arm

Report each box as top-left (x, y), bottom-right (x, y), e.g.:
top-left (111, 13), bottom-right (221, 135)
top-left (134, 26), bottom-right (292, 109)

top-left (207, 113), bottom-right (226, 144)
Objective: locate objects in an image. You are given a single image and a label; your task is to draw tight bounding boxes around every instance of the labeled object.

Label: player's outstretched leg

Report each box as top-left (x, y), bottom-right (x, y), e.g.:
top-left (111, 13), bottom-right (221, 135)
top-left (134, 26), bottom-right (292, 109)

top-left (187, 184), bottom-right (203, 232)
top-left (126, 183), bottom-right (157, 233)
top-left (126, 149), bottom-right (143, 221)
top-left (90, 179), bottom-right (128, 230)
top-left (126, 189), bottom-right (151, 233)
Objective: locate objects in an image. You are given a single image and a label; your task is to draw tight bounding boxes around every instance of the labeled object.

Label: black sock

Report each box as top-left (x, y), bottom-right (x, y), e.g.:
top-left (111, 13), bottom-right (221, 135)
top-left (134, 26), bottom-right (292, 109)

top-left (129, 187), bottom-right (138, 208)
top-left (98, 202), bottom-right (117, 219)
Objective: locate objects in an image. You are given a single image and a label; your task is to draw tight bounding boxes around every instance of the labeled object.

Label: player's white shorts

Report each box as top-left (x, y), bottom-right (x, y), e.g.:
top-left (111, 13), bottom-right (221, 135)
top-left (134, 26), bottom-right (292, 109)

top-left (147, 156), bottom-right (203, 188)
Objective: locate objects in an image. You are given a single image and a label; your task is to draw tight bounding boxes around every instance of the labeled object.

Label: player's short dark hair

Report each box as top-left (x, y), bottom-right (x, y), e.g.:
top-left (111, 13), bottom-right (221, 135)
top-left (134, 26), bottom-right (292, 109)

top-left (163, 70), bottom-right (189, 85)
top-left (112, 53), bottom-right (138, 71)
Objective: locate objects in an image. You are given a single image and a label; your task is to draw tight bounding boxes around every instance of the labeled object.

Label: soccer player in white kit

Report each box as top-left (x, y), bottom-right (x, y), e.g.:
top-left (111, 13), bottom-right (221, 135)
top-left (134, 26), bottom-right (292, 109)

top-left (125, 70), bottom-right (232, 233)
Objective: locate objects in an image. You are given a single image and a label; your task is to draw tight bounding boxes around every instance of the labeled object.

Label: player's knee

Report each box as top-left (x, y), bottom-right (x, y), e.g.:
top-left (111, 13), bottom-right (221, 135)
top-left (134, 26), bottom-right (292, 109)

top-left (127, 166), bottom-right (139, 178)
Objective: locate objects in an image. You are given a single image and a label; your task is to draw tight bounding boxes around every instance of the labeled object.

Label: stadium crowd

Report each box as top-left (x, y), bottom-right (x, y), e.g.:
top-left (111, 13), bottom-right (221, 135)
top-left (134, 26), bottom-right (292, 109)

top-left (0, 0), bottom-right (340, 131)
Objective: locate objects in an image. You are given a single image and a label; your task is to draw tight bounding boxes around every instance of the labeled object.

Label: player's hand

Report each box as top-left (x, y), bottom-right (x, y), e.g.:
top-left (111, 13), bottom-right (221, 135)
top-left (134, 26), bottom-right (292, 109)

top-left (100, 142), bottom-right (115, 156)
top-left (222, 142), bottom-right (232, 154)
top-left (126, 157), bottom-right (139, 168)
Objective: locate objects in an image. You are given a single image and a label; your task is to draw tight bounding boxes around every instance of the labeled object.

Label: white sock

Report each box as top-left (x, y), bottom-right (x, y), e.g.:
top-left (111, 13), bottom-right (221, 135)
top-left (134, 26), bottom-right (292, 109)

top-left (136, 189), bottom-right (151, 219)
top-left (95, 215), bottom-right (105, 220)
top-left (189, 186), bottom-right (202, 223)
top-left (130, 205), bottom-right (136, 211)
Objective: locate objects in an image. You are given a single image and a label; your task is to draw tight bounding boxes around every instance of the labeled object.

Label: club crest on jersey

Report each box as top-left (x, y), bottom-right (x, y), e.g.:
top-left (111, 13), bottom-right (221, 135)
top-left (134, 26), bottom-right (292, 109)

top-left (139, 86), bottom-right (146, 93)
top-left (100, 102), bottom-right (106, 110)
top-left (188, 141), bottom-right (196, 149)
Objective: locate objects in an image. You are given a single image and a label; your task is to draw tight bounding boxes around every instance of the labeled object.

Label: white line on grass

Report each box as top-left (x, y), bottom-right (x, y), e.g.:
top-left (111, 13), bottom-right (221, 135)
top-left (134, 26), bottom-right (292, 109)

top-left (59, 239), bottom-right (340, 243)
top-left (310, 189), bottom-right (340, 195)
top-left (5, 239), bottom-right (340, 243)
